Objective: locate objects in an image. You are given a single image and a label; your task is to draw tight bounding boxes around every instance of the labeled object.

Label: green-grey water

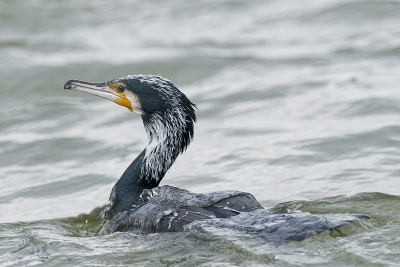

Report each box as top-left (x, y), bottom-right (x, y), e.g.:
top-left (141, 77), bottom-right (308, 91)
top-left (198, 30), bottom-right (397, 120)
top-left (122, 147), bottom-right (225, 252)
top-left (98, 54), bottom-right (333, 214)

top-left (1, 0), bottom-right (400, 266)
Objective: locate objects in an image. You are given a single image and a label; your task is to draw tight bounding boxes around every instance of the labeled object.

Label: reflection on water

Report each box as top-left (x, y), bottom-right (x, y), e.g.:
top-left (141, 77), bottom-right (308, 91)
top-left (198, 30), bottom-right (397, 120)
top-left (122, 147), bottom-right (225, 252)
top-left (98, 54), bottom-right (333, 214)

top-left (1, 0), bottom-right (400, 266)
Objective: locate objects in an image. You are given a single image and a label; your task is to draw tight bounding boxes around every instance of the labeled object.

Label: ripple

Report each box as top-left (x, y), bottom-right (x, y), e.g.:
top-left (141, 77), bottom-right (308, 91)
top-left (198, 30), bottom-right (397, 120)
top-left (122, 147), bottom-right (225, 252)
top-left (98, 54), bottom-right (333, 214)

top-left (307, 1), bottom-right (400, 22)
top-left (338, 97), bottom-right (400, 117)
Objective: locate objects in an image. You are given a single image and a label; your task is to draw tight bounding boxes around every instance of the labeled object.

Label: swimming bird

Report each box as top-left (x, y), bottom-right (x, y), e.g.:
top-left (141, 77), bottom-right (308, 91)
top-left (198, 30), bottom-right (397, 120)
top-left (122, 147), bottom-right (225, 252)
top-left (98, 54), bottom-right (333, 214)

top-left (65, 75), bottom-right (367, 244)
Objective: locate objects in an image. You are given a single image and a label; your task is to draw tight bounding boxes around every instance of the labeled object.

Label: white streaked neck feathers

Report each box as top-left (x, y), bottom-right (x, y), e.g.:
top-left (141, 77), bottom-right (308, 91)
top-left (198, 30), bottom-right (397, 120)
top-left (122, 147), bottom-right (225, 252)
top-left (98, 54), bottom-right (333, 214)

top-left (141, 106), bottom-right (187, 183)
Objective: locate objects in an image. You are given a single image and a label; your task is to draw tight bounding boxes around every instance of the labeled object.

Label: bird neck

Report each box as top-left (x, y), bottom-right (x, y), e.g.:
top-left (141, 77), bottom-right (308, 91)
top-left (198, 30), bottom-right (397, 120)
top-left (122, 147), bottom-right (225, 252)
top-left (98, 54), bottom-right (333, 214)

top-left (142, 112), bottom-right (188, 183)
top-left (106, 112), bottom-right (191, 219)
top-left (106, 150), bottom-right (157, 219)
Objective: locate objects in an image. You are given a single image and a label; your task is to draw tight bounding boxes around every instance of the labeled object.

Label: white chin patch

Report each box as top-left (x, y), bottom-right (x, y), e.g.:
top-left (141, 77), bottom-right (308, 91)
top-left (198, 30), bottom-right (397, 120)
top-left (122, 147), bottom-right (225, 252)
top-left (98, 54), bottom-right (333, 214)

top-left (125, 90), bottom-right (144, 115)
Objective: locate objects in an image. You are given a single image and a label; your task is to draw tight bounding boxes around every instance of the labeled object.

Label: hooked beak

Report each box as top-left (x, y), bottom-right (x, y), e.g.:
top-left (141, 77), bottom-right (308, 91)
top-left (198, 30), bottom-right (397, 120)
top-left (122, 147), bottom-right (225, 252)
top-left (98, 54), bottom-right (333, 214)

top-left (64, 80), bottom-right (133, 111)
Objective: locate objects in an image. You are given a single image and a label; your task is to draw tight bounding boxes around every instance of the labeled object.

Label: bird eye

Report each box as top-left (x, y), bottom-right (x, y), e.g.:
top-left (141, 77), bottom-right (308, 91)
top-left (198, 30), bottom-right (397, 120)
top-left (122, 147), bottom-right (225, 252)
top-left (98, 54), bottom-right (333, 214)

top-left (117, 85), bottom-right (125, 93)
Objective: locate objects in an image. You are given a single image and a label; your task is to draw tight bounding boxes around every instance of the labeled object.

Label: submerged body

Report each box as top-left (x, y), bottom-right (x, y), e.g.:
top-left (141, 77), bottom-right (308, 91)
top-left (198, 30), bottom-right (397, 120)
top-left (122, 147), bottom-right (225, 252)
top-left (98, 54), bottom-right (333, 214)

top-left (65, 74), bottom-right (368, 245)
top-left (109, 185), bottom-right (262, 233)
top-left (106, 185), bottom-right (367, 246)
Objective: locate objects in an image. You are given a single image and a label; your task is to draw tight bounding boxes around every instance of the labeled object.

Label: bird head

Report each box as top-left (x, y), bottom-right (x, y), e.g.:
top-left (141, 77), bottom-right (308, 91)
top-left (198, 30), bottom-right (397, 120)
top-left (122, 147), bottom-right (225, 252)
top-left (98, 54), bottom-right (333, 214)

top-left (64, 74), bottom-right (188, 116)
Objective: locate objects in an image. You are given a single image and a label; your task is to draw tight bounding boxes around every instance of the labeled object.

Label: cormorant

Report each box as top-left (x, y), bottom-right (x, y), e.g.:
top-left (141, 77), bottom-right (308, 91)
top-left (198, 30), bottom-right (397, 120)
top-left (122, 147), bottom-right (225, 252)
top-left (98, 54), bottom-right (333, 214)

top-left (64, 75), bottom-right (368, 245)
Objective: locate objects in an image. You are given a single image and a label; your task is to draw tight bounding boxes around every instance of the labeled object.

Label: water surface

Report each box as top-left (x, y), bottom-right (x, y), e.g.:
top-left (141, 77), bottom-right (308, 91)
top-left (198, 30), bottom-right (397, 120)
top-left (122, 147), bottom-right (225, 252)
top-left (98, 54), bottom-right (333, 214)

top-left (1, 0), bottom-right (400, 266)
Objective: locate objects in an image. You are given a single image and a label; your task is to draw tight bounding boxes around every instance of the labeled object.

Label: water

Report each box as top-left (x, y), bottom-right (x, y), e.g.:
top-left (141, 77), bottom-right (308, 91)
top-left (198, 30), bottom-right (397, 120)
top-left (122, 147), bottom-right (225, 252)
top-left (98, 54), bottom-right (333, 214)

top-left (1, 0), bottom-right (400, 265)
